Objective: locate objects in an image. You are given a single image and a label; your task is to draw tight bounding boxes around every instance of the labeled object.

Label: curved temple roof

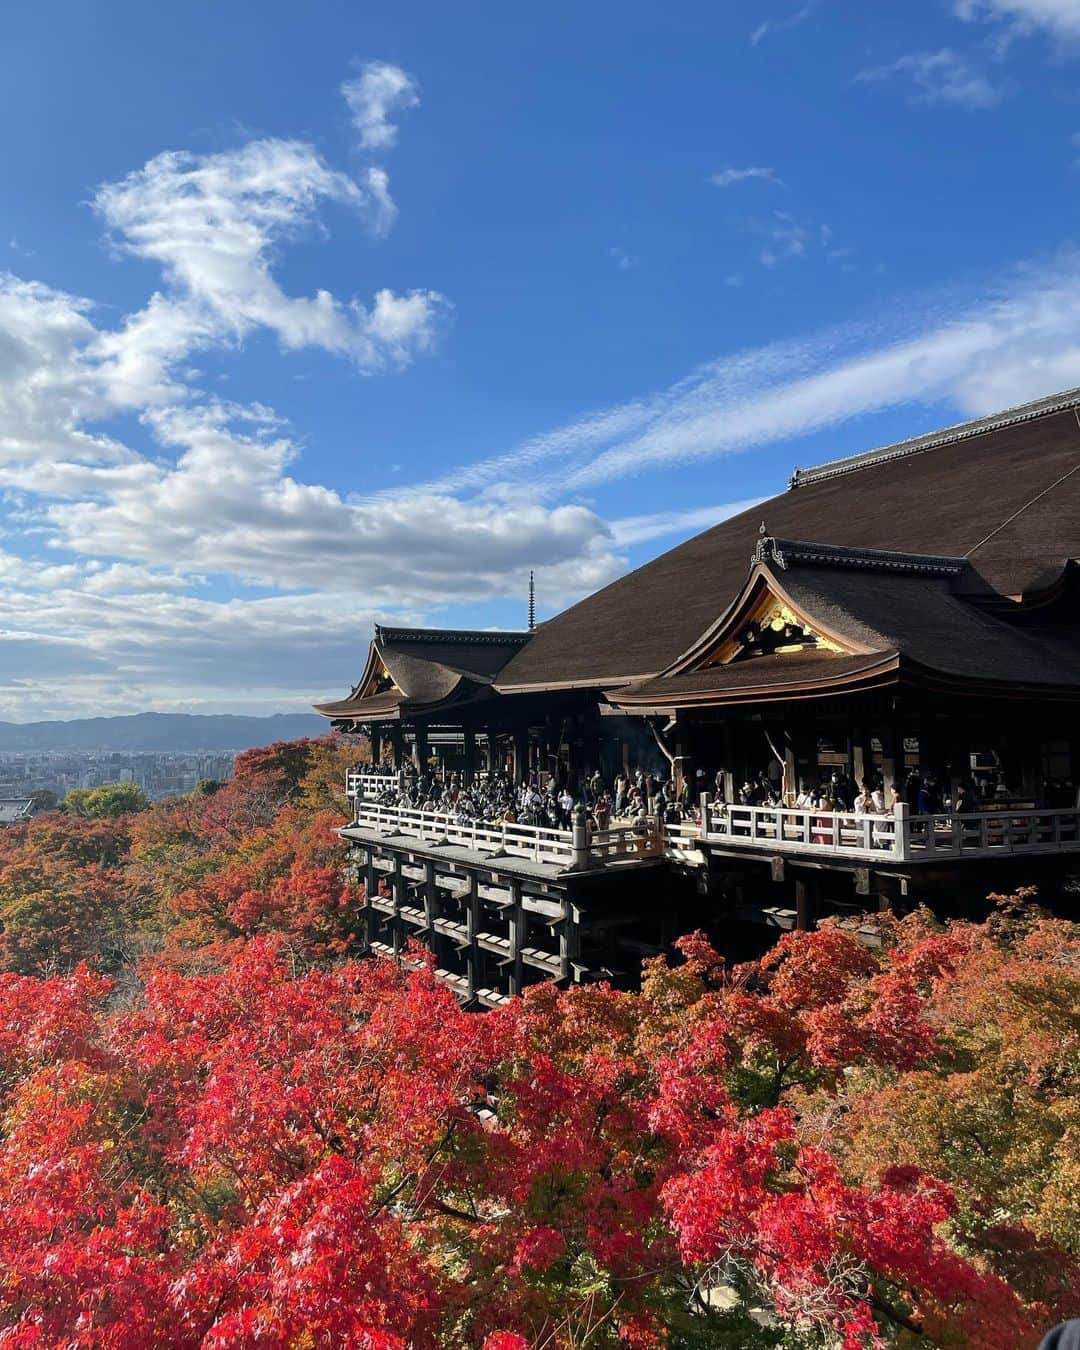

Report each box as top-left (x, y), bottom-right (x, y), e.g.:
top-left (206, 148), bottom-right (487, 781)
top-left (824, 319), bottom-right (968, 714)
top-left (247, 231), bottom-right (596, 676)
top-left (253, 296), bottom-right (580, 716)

top-left (495, 391), bottom-right (1080, 692)
top-left (314, 626), bottom-right (529, 723)
top-left (605, 533), bottom-right (1080, 710)
top-left (317, 387), bottom-right (1080, 719)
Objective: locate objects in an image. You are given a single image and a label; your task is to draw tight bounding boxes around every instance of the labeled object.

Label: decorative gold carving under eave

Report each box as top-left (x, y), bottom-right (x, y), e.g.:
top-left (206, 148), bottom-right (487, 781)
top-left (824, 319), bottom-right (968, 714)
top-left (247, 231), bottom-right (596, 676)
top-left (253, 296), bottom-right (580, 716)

top-left (360, 654), bottom-right (402, 698)
top-left (703, 598), bottom-right (845, 668)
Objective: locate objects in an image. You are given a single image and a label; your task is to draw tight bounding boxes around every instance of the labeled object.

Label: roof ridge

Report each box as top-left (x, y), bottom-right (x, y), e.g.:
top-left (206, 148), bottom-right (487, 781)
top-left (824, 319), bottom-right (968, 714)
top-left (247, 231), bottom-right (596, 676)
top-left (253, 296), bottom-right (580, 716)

top-left (755, 533), bottom-right (968, 576)
top-left (376, 626), bottom-right (531, 645)
top-left (789, 386), bottom-right (1080, 488)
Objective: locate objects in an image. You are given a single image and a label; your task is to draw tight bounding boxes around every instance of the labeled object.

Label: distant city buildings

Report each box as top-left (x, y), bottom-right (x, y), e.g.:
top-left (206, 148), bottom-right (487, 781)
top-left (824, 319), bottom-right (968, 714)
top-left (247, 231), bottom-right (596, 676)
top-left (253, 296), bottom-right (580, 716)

top-left (0, 751), bottom-right (237, 805)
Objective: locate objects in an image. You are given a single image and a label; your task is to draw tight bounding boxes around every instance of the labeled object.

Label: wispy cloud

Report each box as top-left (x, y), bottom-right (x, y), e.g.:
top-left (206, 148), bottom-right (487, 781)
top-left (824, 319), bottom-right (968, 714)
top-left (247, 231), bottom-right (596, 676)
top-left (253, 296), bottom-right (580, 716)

top-left (759, 211), bottom-right (809, 267)
top-left (609, 246), bottom-right (639, 271)
top-left (0, 72), bottom-right (632, 718)
top-left (954, 0), bottom-right (1080, 43)
top-left (406, 251), bottom-right (1080, 500)
top-left (710, 165), bottom-right (782, 189)
top-left (608, 499), bottom-right (763, 547)
top-left (91, 138), bottom-right (445, 397)
top-left (856, 48), bottom-right (1007, 108)
top-left (750, 4), bottom-right (814, 46)
top-left (340, 60), bottom-right (421, 151)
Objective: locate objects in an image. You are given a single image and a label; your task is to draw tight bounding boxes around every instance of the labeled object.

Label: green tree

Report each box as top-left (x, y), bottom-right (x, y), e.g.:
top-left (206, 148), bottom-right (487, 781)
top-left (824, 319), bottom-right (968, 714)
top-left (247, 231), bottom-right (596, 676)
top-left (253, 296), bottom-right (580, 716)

top-left (64, 782), bottom-right (148, 819)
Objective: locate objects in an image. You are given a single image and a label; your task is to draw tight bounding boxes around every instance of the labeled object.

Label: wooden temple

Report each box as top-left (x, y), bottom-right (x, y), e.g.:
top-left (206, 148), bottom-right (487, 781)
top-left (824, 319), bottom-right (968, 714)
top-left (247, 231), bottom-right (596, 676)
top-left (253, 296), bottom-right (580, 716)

top-left (316, 386), bottom-right (1080, 997)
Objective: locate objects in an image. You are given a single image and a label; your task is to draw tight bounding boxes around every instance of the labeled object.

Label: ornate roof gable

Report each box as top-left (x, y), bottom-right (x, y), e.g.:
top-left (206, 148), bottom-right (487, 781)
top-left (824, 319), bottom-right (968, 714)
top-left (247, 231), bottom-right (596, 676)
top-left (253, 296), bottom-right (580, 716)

top-left (662, 529), bottom-right (970, 677)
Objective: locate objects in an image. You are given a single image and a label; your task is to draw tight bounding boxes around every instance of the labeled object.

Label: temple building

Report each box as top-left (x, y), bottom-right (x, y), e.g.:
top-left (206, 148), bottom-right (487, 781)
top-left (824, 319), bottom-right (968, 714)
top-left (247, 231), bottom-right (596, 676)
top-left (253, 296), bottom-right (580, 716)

top-left (316, 387), bottom-right (1080, 1000)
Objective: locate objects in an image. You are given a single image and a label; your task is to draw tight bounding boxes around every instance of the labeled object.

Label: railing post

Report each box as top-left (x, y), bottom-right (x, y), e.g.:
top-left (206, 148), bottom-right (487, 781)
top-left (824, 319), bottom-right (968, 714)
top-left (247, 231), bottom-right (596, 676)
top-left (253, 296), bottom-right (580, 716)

top-left (572, 803), bottom-right (590, 870)
top-left (700, 791), bottom-right (711, 838)
top-left (893, 802), bottom-right (910, 862)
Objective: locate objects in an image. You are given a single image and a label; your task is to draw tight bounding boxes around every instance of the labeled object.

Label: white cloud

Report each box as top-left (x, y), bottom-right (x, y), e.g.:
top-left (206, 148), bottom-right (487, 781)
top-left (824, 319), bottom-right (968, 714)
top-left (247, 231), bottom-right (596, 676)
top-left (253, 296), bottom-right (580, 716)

top-left (341, 60), bottom-right (421, 151)
top-left (364, 165), bottom-right (398, 237)
top-left (750, 4), bottom-right (814, 45)
top-left (609, 246), bottom-right (639, 271)
top-left (0, 275), bottom-right (150, 494)
top-left (403, 251), bottom-right (1080, 501)
top-left (92, 139), bottom-right (445, 378)
top-left (0, 74), bottom-right (619, 720)
top-left (759, 211), bottom-right (809, 266)
top-left (10, 64), bottom-right (1080, 720)
top-left (710, 165), bottom-right (782, 188)
top-left (608, 499), bottom-right (763, 547)
top-left (856, 49), bottom-right (1006, 109)
top-left (954, 0), bottom-right (1080, 42)
top-left (42, 397), bottom-right (622, 600)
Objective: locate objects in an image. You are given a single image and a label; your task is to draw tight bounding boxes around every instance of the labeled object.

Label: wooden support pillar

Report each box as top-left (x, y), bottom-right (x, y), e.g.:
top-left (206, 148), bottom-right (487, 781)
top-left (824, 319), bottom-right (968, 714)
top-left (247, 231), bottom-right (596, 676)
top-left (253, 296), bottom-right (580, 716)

top-left (794, 872), bottom-right (817, 932)
top-left (1018, 724), bottom-right (1041, 801)
top-left (390, 855), bottom-right (404, 955)
top-left (423, 860), bottom-right (437, 931)
top-left (880, 704), bottom-right (904, 804)
top-left (486, 731), bottom-right (499, 777)
top-left (369, 726), bottom-right (381, 768)
top-left (852, 722), bottom-right (868, 790)
top-left (465, 874), bottom-right (480, 999)
top-left (509, 879), bottom-right (525, 995)
top-left (389, 725), bottom-right (404, 771)
top-left (413, 724), bottom-right (429, 774)
top-left (512, 729), bottom-right (528, 784)
top-left (364, 852), bottom-right (377, 953)
top-left (559, 899), bottom-right (581, 983)
top-left (720, 719), bottom-right (735, 804)
top-left (463, 727), bottom-right (477, 786)
top-left (783, 727), bottom-right (797, 804)
top-left (947, 713), bottom-right (970, 804)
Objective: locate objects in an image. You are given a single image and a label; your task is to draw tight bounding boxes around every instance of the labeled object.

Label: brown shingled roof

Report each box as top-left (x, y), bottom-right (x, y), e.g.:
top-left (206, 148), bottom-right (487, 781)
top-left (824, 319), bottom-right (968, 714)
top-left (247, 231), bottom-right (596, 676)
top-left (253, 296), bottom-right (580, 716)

top-left (315, 627), bottom-right (529, 722)
top-left (607, 651), bottom-right (897, 708)
top-left (497, 398), bottom-right (1080, 690)
top-left (312, 691), bottom-right (405, 720)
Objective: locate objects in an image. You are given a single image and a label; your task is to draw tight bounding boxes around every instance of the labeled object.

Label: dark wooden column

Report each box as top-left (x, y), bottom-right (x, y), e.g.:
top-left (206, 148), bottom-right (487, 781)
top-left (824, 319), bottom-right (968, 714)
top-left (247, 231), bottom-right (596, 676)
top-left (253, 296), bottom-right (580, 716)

top-left (486, 731), bottom-right (499, 777)
top-left (559, 898), bottom-right (581, 983)
top-left (512, 729), bottom-right (528, 784)
top-left (414, 724), bottom-right (429, 773)
top-left (947, 711), bottom-right (970, 804)
top-left (389, 724), bottom-right (404, 771)
top-left (851, 718), bottom-right (869, 789)
top-left (364, 851), bottom-right (377, 953)
top-left (390, 855), bottom-right (404, 955)
top-left (794, 871), bottom-right (817, 931)
top-left (509, 879), bottom-right (525, 995)
top-left (369, 726), bottom-right (381, 768)
top-left (463, 727), bottom-right (477, 785)
top-left (880, 701), bottom-right (904, 803)
top-left (782, 726), bottom-right (797, 803)
top-left (465, 874), bottom-right (480, 1000)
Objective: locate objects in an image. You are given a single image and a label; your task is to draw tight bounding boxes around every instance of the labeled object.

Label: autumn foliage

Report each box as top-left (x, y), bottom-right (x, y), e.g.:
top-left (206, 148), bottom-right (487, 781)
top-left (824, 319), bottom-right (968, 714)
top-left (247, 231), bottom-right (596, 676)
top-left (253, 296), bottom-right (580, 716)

top-left (0, 739), bottom-right (1076, 1347)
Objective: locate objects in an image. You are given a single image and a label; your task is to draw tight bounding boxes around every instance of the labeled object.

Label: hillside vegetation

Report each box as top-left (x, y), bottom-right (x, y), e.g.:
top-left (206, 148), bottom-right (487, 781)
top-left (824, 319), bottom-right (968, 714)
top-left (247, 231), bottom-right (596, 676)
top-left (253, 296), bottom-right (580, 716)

top-left (0, 738), bottom-right (1076, 1348)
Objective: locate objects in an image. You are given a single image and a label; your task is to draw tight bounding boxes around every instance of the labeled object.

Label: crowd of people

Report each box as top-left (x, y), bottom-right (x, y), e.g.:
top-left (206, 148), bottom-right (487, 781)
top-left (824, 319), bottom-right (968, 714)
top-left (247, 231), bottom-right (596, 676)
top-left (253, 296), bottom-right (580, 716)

top-left (367, 765), bottom-right (697, 834)
top-left (361, 759), bottom-right (1078, 837)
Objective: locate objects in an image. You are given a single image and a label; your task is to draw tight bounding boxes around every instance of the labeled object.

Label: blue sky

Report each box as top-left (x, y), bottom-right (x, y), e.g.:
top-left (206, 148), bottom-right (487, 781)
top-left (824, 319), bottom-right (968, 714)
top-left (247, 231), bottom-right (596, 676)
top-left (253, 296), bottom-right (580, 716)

top-left (2, 0), bottom-right (1080, 718)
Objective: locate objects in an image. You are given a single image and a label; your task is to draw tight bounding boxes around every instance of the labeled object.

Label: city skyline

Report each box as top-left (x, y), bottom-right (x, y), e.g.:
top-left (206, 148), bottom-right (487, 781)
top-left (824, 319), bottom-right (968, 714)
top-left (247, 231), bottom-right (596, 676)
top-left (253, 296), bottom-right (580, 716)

top-left (4, 0), bottom-right (1080, 719)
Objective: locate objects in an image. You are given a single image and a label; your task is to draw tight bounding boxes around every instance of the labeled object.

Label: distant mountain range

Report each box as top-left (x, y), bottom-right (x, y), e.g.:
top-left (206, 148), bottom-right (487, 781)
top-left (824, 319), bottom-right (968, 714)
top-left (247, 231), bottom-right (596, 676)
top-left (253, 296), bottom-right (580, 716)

top-left (0, 712), bottom-right (328, 753)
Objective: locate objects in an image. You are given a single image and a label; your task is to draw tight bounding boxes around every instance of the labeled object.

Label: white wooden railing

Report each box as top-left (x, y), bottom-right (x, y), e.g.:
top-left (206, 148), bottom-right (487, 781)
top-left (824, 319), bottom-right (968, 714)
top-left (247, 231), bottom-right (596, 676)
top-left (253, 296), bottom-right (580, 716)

top-left (351, 800), bottom-right (574, 866)
top-left (346, 770), bottom-right (401, 799)
top-left (346, 798), bottom-right (664, 870)
top-left (346, 768), bottom-right (492, 799)
top-left (703, 800), bottom-right (1080, 862)
top-left (346, 774), bottom-right (1080, 867)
